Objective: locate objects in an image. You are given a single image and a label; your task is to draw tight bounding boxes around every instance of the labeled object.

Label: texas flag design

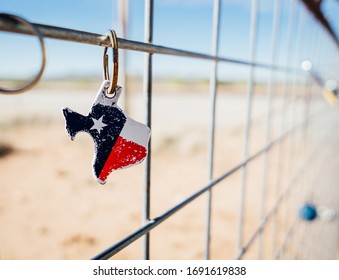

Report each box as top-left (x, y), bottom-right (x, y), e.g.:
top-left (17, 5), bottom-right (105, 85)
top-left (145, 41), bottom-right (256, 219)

top-left (62, 80), bottom-right (150, 185)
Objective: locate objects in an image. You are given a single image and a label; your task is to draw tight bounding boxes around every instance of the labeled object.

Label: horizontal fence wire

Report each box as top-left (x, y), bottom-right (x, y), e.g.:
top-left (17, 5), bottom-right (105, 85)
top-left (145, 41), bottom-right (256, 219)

top-left (0, 16), bottom-right (303, 73)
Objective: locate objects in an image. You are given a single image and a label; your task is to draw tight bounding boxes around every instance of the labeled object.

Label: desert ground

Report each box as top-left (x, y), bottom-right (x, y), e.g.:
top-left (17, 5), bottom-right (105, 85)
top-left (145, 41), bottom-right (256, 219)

top-left (0, 80), bottom-right (338, 259)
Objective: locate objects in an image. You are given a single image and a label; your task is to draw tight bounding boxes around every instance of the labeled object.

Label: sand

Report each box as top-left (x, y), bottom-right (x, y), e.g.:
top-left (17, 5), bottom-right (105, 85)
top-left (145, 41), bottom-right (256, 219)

top-left (0, 83), bottom-right (338, 259)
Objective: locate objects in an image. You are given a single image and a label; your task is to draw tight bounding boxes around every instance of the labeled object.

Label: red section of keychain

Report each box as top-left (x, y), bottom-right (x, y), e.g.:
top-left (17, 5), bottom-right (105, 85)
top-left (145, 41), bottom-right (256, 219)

top-left (98, 136), bottom-right (147, 182)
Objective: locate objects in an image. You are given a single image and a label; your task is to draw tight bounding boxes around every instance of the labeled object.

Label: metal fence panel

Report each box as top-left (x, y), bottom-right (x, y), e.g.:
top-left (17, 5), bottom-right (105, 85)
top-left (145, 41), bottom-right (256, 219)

top-left (0, 0), bottom-right (338, 260)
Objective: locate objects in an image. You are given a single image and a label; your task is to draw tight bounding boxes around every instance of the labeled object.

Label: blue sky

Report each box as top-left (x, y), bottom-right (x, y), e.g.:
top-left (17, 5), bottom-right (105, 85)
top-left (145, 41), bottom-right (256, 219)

top-left (1, 0), bottom-right (338, 81)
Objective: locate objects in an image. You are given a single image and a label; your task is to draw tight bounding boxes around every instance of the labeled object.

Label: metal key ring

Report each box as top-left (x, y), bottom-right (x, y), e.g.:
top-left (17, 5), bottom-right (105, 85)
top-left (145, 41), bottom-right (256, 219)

top-left (103, 29), bottom-right (119, 97)
top-left (0, 13), bottom-right (47, 94)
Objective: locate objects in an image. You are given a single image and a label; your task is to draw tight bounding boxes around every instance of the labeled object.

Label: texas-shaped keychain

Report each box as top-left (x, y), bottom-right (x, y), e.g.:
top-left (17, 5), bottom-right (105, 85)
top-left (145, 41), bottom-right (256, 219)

top-left (62, 30), bottom-right (150, 184)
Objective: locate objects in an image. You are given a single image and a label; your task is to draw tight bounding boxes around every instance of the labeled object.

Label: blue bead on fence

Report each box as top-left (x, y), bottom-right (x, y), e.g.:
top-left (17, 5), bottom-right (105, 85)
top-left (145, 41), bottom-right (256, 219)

top-left (299, 203), bottom-right (318, 221)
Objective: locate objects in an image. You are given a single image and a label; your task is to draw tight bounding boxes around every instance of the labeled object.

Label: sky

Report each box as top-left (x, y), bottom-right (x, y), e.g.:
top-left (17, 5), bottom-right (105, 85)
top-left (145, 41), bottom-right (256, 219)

top-left (1, 0), bottom-right (338, 82)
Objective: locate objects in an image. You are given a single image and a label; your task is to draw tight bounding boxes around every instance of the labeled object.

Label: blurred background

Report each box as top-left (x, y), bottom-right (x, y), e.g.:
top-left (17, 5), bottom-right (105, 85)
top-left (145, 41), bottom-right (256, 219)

top-left (0, 0), bottom-right (339, 259)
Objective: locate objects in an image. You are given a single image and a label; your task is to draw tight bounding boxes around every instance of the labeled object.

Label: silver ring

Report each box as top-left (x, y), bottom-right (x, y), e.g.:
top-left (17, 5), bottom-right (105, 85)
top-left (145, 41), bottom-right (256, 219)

top-left (0, 13), bottom-right (47, 94)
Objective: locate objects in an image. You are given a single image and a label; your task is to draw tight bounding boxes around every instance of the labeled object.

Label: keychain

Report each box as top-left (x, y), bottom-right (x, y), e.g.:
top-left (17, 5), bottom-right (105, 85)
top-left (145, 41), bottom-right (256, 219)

top-left (62, 30), bottom-right (150, 184)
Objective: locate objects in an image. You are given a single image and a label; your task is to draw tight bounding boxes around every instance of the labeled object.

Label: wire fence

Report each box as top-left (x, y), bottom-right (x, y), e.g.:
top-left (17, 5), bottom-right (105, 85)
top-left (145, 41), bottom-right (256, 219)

top-left (1, 0), bottom-right (339, 260)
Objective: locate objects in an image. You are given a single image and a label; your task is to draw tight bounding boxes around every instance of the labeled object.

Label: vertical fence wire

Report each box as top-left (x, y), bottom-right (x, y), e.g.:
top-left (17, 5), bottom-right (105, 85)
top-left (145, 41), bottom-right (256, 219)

top-left (297, 79), bottom-right (314, 259)
top-left (117, 0), bottom-right (128, 110)
top-left (272, 0), bottom-right (297, 258)
top-left (306, 77), bottom-right (325, 260)
top-left (257, 0), bottom-right (281, 259)
top-left (293, 20), bottom-right (319, 259)
top-left (205, 0), bottom-right (221, 260)
top-left (142, 0), bottom-right (154, 260)
top-left (289, 2), bottom-right (307, 238)
top-left (236, 0), bottom-right (259, 259)
top-left (278, 2), bottom-right (304, 258)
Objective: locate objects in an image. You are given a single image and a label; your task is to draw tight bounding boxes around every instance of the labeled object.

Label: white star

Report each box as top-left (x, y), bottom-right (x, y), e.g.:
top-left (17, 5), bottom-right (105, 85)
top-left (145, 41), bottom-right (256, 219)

top-left (90, 116), bottom-right (107, 134)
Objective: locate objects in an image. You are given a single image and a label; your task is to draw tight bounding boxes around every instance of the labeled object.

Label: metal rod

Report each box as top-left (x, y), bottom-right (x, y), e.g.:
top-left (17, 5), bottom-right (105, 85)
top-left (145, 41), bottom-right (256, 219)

top-left (293, 21), bottom-right (318, 260)
top-left (142, 0), bottom-right (154, 260)
top-left (257, 0), bottom-right (281, 260)
top-left (117, 0), bottom-right (129, 110)
top-left (293, 81), bottom-right (310, 259)
top-left (282, 2), bottom-right (305, 249)
top-left (205, 0), bottom-right (221, 260)
top-left (91, 98), bottom-right (326, 260)
top-left (236, 0), bottom-right (259, 259)
top-left (0, 16), bottom-right (299, 72)
top-left (272, 0), bottom-right (297, 258)
top-left (300, 0), bottom-right (339, 46)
